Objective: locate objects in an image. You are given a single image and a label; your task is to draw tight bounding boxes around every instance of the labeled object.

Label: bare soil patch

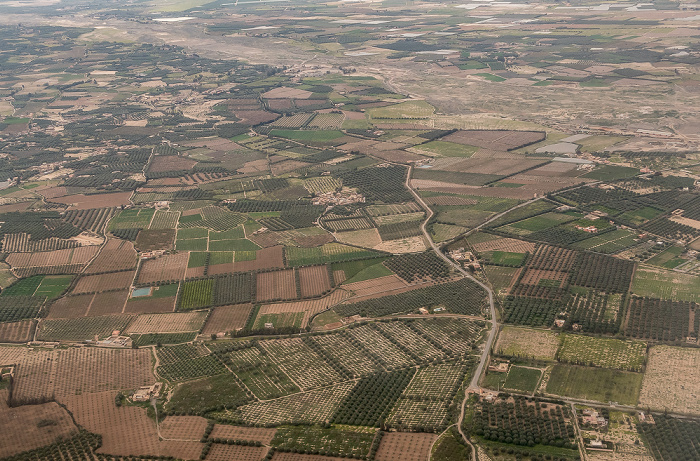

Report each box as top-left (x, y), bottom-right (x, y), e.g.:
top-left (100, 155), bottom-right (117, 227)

top-left (374, 432), bottom-right (438, 461)
top-left (256, 270), bottom-right (297, 302)
top-left (138, 253), bottom-right (188, 284)
top-left (52, 192), bottom-right (132, 210)
top-left (201, 304), bottom-right (253, 335)
top-left (0, 402), bottom-right (77, 458)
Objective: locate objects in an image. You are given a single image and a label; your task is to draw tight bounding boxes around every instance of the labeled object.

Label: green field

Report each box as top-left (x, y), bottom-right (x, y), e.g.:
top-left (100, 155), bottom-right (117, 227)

top-left (557, 334), bottom-right (646, 371)
top-left (1, 275), bottom-right (72, 299)
top-left (503, 366), bottom-right (541, 393)
top-left (253, 312), bottom-right (304, 330)
top-left (177, 227), bottom-right (208, 239)
top-left (508, 212), bottom-right (574, 233)
top-left (645, 246), bottom-right (686, 269)
top-left (476, 73), bottom-right (506, 82)
top-left (208, 238), bottom-right (260, 252)
top-left (286, 243), bottom-right (382, 266)
top-left (166, 373), bottom-right (248, 414)
top-left (188, 252), bottom-right (208, 268)
top-left (343, 262), bottom-right (393, 284)
top-left (632, 267), bottom-right (700, 303)
top-left (176, 238), bottom-right (208, 251)
top-left (488, 251), bottom-right (527, 267)
top-left (582, 165), bottom-right (638, 181)
top-left (109, 208), bottom-right (155, 230)
top-left (545, 365), bottom-right (643, 405)
top-left (367, 100), bottom-right (434, 119)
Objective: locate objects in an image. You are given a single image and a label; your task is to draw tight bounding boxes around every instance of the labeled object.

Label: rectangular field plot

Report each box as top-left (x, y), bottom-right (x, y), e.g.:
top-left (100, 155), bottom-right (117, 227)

top-left (149, 210), bottom-right (180, 229)
top-left (137, 253), bottom-right (188, 284)
top-left (495, 326), bottom-right (559, 360)
top-left (372, 321), bottom-right (446, 362)
top-left (308, 333), bottom-right (381, 378)
top-left (631, 267), bottom-right (700, 303)
top-left (228, 382), bottom-right (356, 426)
top-left (374, 432), bottom-right (438, 461)
top-left (556, 334), bottom-right (646, 371)
top-left (256, 270), bottom-right (297, 302)
top-left (109, 208), bottom-right (155, 230)
top-left (0, 401), bottom-right (77, 458)
top-left (640, 346), bottom-right (700, 415)
top-left (623, 296), bottom-right (698, 342)
top-left (37, 315), bottom-right (135, 341)
top-left (253, 312), bottom-right (304, 330)
top-left (545, 365), bottom-right (642, 406)
top-left (85, 239), bottom-right (137, 273)
top-left (271, 425), bottom-right (376, 460)
top-left (261, 338), bottom-right (343, 390)
top-left (409, 318), bottom-right (487, 356)
top-left (225, 346), bottom-right (300, 399)
top-left (157, 344), bottom-right (228, 382)
top-left (209, 425), bottom-right (277, 445)
top-left (286, 243), bottom-right (382, 266)
top-left (72, 271), bottom-right (134, 295)
top-left (345, 325), bottom-right (414, 369)
top-left (503, 366), bottom-right (542, 393)
top-left (206, 444), bottom-right (267, 461)
top-left (0, 319), bottom-right (34, 343)
top-left (298, 265), bottom-right (332, 298)
top-left (201, 304), bottom-right (253, 335)
top-left (125, 311), bottom-right (207, 334)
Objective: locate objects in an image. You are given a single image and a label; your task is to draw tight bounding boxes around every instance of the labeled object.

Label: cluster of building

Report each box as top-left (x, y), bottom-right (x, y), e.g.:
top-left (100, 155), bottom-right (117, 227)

top-left (312, 188), bottom-right (365, 207)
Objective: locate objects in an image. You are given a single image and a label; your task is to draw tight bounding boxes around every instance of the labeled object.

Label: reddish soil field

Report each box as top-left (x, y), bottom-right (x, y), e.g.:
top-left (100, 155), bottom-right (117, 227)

top-left (256, 269), bottom-right (297, 302)
top-left (62, 392), bottom-right (203, 459)
top-left (54, 348), bottom-right (153, 397)
top-left (0, 320), bottom-right (34, 343)
top-left (298, 265), bottom-right (331, 298)
top-left (7, 246), bottom-right (99, 269)
top-left (38, 186), bottom-right (69, 200)
top-left (72, 271), bottom-right (134, 295)
top-left (0, 202), bottom-right (32, 213)
top-left (148, 155), bottom-right (197, 173)
top-left (205, 444), bottom-right (267, 461)
top-left (135, 229), bottom-right (176, 252)
top-left (271, 454), bottom-right (346, 461)
top-left (48, 294), bottom-right (93, 318)
top-left (52, 192), bottom-right (132, 210)
top-left (333, 270), bottom-right (346, 285)
top-left (235, 110), bottom-right (279, 126)
top-left (124, 296), bottom-right (176, 314)
top-left (442, 130), bottom-right (545, 151)
top-left (267, 99), bottom-right (293, 110)
top-left (85, 239), bottom-right (137, 274)
top-left (0, 402), bottom-right (78, 458)
top-left (86, 290), bottom-right (129, 316)
top-left (201, 304), bottom-right (253, 335)
top-left (374, 432), bottom-right (438, 461)
top-left (209, 425), bottom-right (276, 444)
top-left (235, 245), bottom-right (285, 272)
top-left (270, 159), bottom-right (309, 176)
top-left (138, 253), bottom-right (188, 284)
top-left (159, 416), bottom-right (208, 440)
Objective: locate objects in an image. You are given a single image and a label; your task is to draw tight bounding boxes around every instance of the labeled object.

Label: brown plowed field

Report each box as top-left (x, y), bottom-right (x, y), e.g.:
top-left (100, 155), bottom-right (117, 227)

top-left (442, 130), bottom-right (545, 151)
top-left (138, 253), bottom-right (188, 284)
top-left (54, 348), bottom-right (153, 396)
top-left (256, 270), bottom-right (297, 302)
top-left (148, 155), bottom-right (197, 173)
top-left (185, 266), bottom-right (206, 278)
top-left (236, 110), bottom-right (279, 126)
top-left (271, 454), bottom-right (347, 461)
top-left (0, 320), bottom-right (34, 343)
top-left (471, 237), bottom-right (536, 254)
top-left (333, 270), bottom-right (346, 285)
top-left (433, 156), bottom-right (545, 176)
top-left (6, 246), bottom-right (99, 269)
top-left (125, 296), bottom-right (176, 314)
top-left (135, 229), bottom-right (176, 252)
top-left (86, 290), bottom-right (129, 316)
top-left (206, 444), bottom-right (267, 461)
top-left (72, 271), bottom-right (134, 294)
top-left (85, 239), bottom-right (137, 274)
top-left (11, 349), bottom-right (57, 402)
top-left (0, 402), bottom-right (78, 458)
top-left (343, 275), bottom-right (408, 298)
top-left (52, 192), bottom-right (132, 210)
top-left (236, 245), bottom-right (285, 272)
top-left (201, 304), bottom-right (253, 335)
top-left (126, 311), bottom-right (206, 334)
top-left (62, 392), bottom-right (203, 459)
top-left (209, 425), bottom-right (276, 444)
top-left (159, 416), bottom-right (208, 440)
top-left (48, 295), bottom-right (93, 318)
top-left (374, 432), bottom-right (438, 461)
top-left (520, 269), bottom-right (568, 287)
top-left (298, 265), bottom-right (331, 298)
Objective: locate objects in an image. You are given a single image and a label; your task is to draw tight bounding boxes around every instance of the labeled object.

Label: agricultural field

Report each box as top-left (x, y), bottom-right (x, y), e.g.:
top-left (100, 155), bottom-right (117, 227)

top-left (639, 346), bottom-right (700, 415)
top-left (3, 6), bottom-right (700, 460)
top-left (546, 365), bottom-right (643, 406)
